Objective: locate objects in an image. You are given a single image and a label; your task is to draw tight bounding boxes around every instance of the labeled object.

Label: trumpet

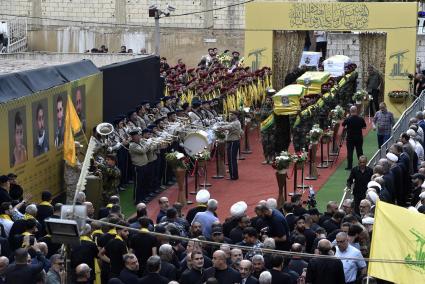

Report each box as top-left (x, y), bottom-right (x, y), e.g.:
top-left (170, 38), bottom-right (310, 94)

top-left (147, 137), bottom-right (172, 149)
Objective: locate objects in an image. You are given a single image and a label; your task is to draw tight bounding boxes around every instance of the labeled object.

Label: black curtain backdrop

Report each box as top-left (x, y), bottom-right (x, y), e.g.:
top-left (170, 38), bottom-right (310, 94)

top-left (100, 56), bottom-right (161, 122)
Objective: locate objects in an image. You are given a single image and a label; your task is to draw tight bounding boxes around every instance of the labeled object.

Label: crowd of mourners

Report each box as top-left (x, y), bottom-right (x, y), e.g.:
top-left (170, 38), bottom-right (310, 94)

top-left (0, 169), bottom-right (377, 284)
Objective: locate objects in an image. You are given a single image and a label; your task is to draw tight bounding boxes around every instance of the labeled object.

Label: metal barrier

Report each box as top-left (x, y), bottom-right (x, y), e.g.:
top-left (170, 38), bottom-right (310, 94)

top-left (339, 90), bottom-right (425, 207)
top-left (368, 90), bottom-right (425, 168)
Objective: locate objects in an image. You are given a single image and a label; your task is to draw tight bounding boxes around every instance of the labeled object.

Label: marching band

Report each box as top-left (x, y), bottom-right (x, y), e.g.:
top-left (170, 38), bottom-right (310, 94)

top-left (93, 97), bottom-right (242, 205)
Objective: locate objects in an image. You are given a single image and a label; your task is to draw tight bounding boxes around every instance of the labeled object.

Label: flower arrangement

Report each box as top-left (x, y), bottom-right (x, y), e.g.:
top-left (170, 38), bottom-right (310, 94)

top-left (214, 129), bottom-right (226, 141)
top-left (352, 89), bottom-right (369, 102)
top-left (388, 90), bottom-right (409, 104)
top-left (331, 119), bottom-right (339, 128)
top-left (195, 149), bottom-right (211, 161)
top-left (272, 151), bottom-right (292, 171)
top-left (165, 151), bottom-right (190, 169)
top-left (309, 124), bottom-right (323, 144)
top-left (330, 105), bottom-right (345, 120)
top-left (388, 90), bottom-right (409, 98)
top-left (292, 149), bottom-right (308, 165)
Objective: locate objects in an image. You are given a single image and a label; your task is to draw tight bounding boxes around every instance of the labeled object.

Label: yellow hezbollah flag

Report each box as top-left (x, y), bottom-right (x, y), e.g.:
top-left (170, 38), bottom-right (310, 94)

top-left (64, 94), bottom-right (82, 166)
top-left (368, 201), bottom-right (425, 283)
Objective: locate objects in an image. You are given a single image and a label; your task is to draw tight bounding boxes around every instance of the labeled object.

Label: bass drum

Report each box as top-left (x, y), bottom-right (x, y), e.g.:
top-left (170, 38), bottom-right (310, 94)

top-left (183, 130), bottom-right (210, 156)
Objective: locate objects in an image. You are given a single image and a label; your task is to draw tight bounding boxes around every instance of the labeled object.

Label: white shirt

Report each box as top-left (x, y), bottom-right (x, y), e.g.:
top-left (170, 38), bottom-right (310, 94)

top-left (413, 139), bottom-right (424, 162)
top-left (416, 127), bottom-right (424, 144)
top-left (335, 245), bottom-right (366, 283)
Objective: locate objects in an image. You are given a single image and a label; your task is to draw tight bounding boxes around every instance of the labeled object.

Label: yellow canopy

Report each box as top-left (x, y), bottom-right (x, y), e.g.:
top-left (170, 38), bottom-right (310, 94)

top-left (273, 84), bottom-right (305, 116)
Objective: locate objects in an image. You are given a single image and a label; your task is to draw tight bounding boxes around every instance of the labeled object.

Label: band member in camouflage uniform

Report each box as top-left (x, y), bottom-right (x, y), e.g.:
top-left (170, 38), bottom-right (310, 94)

top-left (260, 92), bottom-right (275, 164)
top-left (98, 154), bottom-right (121, 206)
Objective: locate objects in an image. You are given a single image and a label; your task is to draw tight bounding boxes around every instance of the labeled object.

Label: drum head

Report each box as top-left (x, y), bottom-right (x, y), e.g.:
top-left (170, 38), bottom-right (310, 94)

top-left (184, 132), bottom-right (209, 156)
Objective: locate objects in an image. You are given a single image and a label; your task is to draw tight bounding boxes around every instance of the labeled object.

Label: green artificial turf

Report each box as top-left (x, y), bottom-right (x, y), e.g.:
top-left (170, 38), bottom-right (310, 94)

top-left (119, 185), bottom-right (135, 218)
top-left (315, 129), bottom-right (378, 212)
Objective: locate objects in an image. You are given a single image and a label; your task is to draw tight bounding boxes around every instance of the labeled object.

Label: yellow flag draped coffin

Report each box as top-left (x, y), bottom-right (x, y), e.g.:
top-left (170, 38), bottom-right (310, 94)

top-left (272, 84), bottom-right (305, 116)
top-left (296, 71), bottom-right (330, 95)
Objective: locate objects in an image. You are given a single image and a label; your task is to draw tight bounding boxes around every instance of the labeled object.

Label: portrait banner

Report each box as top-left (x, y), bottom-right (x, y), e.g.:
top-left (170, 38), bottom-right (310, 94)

top-left (0, 73), bottom-right (103, 201)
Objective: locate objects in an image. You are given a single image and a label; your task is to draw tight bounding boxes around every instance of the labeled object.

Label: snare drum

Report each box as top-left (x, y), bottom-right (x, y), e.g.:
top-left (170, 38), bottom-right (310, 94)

top-left (183, 130), bottom-right (210, 156)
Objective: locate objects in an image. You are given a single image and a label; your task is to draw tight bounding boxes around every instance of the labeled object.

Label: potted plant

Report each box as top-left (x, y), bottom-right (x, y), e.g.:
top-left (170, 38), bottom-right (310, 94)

top-left (272, 151), bottom-right (292, 174)
top-left (214, 129), bottom-right (226, 141)
top-left (308, 124), bottom-right (323, 144)
top-left (388, 90), bottom-right (409, 104)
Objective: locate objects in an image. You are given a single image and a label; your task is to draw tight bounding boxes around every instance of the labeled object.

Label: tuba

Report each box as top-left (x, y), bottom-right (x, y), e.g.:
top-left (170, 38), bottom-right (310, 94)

top-left (96, 123), bottom-right (114, 136)
top-left (96, 122), bottom-right (114, 145)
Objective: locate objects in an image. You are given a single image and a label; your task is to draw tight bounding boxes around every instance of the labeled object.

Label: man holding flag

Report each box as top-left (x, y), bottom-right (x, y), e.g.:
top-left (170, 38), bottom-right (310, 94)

top-left (63, 93), bottom-right (82, 204)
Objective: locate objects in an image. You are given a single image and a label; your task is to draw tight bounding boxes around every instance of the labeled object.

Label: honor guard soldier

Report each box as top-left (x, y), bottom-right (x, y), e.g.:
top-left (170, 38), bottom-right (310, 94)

top-left (160, 96), bottom-right (173, 116)
top-left (136, 105), bottom-right (148, 130)
top-left (219, 111), bottom-right (243, 180)
top-left (142, 128), bottom-right (158, 198)
top-left (188, 99), bottom-right (205, 126)
top-left (129, 130), bottom-right (149, 203)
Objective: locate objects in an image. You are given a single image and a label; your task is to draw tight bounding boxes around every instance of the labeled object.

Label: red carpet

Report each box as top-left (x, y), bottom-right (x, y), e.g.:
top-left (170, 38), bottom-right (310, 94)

top-left (146, 123), bottom-right (371, 221)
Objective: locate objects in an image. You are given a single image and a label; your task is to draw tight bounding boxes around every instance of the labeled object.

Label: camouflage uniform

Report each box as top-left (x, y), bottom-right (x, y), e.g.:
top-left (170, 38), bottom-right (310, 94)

top-left (98, 163), bottom-right (121, 206)
top-left (259, 103), bottom-right (275, 160)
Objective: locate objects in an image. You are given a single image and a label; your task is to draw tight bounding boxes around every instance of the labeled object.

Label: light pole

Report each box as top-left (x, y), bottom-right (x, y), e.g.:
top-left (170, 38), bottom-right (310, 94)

top-left (149, 4), bottom-right (175, 56)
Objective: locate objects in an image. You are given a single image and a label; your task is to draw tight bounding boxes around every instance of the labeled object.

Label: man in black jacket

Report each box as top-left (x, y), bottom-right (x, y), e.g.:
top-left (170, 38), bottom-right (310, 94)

top-left (119, 253), bottom-right (140, 284)
top-left (0, 177), bottom-right (11, 205)
top-left (180, 251), bottom-right (204, 284)
top-left (305, 239), bottom-right (345, 284)
top-left (202, 250), bottom-right (241, 284)
top-left (342, 106), bottom-right (366, 170)
top-left (346, 156), bottom-right (373, 214)
top-left (5, 247), bottom-right (44, 284)
top-left (268, 255), bottom-right (291, 284)
top-left (139, 256), bottom-right (168, 284)
top-left (158, 244), bottom-right (177, 281)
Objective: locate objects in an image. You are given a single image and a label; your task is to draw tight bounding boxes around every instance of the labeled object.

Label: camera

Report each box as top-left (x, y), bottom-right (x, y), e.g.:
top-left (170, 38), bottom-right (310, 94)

top-left (307, 186), bottom-right (317, 209)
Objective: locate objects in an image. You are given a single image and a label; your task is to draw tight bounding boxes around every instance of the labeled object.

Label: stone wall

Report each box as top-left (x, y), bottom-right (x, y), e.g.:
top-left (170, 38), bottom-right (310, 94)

top-left (0, 0), bottom-right (333, 66)
top-left (326, 33), bottom-right (362, 87)
top-left (0, 52), bottom-right (147, 74)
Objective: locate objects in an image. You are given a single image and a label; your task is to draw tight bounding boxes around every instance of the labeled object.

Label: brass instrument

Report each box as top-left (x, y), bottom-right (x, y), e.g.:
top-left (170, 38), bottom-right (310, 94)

top-left (96, 122), bottom-right (114, 136)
